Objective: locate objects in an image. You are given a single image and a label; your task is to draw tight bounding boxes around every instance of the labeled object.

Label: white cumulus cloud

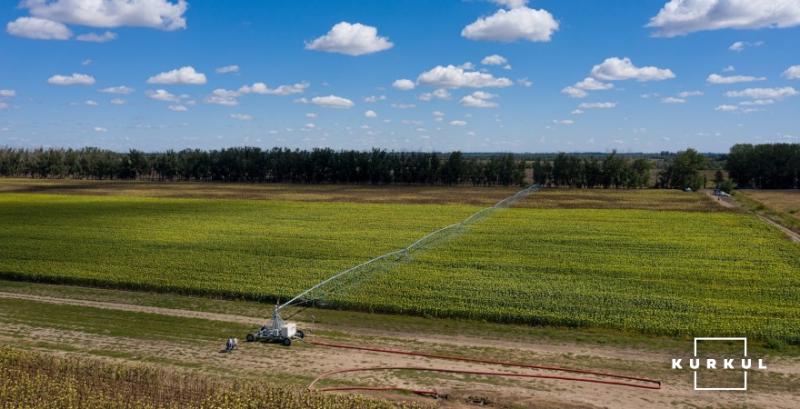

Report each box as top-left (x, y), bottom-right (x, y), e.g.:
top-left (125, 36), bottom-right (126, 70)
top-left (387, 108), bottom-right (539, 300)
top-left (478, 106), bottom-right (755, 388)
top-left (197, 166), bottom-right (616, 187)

top-left (739, 99), bottom-right (774, 106)
top-left (305, 22), bottom-right (393, 56)
top-left (578, 102), bottom-right (617, 109)
top-left (707, 73), bottom-right (767, 84)
top-left (449, 120), bottom-right (468, 126)
top-left (76, 31), bottom-right (117, 42)
top-left (310, 95), bottom-right (354, 109)
top-left (204, 88), bottom-right (239, 106)
top-left (575, 77), bottom-right (614, 90)
top-left (725, 87), bottom-right (798, 99)
top-left (364, 110), bottom-right (377, 118)
top-left (146, 89), bottom-right (178, 102)
top-left (168, 104), bottom-right (187, 112)
top-left (561, 86), bottom-right (587, 98)
top-left (110, 98), bottom-right (125, 105)
top-left (728, 40), bottom-right (763, 52)
top-left (678, 90), bottom-right (704, 97)
top-left (481, 54), bottom-right (508, 65)
top-left (418, 88), bottom-right (451, 101)
top-left (100, 85), bottom-right (134, 94)
top-left (783, 65), bottom-right (800, 80)
top-left (48, 73), bottom-right (95, 85)
top-left (715, 104), bottom-right (739, 112)
top-left (21, 0), bottom-right (188, 31)
top-left (216, 65), bottom-right (240, 74)
top-left (460, 91), bottom-right (498, 108)
top-left (562, 77), bottom-right (613, 98)
top-left (417, 65), bottom-right (513, 88)
top-left (147, 66), bottom-right (206, 85)
top-left (661, 97), bottom-right (686, 104)
top-left (392, 79), bottom-right (416, 91)
top-left (462, 6), bottom-right (559, 42)
top-left (647, 0), bottom-right (800, 37)
top-left (0, 90), bottom-right (16, 97)
top-left (591, 57), bottom-right (675, 81)
top-left (239, 82), bottom-right (309, 96)
top-left (6, 17), bottom-right (71, 40)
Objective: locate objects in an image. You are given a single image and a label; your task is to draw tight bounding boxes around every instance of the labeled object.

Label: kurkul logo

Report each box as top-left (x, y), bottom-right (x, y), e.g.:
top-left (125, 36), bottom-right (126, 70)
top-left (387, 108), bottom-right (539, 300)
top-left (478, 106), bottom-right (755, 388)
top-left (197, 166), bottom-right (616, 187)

top-left (672, 337), bottom-right (766, 391)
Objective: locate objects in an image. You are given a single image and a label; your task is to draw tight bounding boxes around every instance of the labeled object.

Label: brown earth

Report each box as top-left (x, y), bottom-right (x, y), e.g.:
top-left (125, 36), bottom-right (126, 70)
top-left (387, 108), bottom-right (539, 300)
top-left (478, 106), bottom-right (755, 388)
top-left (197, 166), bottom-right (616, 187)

top-left (0, 178), bottom-right (517, 206)
top-left (740, 190), bottom-right (800, 219)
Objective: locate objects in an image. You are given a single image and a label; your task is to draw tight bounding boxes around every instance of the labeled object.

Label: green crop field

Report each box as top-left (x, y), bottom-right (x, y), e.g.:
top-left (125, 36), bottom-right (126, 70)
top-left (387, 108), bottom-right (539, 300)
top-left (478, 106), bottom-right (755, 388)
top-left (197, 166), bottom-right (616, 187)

top-left (347, 208), bottom-right (800, 342)
top-left (0, 193), bottom-right (477, 298)
top-left (1, 189), bottom-right (799, 343)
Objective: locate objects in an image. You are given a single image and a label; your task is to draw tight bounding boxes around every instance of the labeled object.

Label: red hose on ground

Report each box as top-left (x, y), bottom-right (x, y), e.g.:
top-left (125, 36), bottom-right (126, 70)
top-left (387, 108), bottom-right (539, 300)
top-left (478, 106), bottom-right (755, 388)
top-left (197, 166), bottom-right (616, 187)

top-left (309, 366), bottom-right (662, 395)
top-left (307, 339), bottom-right (661, 386)
top-left (316, 385), bottom-right (439, 397)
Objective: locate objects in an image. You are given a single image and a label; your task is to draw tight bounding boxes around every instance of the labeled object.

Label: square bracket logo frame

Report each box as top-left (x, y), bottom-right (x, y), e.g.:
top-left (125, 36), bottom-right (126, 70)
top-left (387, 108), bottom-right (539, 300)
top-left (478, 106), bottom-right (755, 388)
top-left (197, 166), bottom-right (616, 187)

top-left (693, 337), bottom-right (747, 391)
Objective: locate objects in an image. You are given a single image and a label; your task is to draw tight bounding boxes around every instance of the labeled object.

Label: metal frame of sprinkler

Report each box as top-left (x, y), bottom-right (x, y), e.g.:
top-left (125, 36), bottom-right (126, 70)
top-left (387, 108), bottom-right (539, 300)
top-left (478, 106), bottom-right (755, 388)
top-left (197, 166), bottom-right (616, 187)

top-left (245, 184), bottom-right (540, 347)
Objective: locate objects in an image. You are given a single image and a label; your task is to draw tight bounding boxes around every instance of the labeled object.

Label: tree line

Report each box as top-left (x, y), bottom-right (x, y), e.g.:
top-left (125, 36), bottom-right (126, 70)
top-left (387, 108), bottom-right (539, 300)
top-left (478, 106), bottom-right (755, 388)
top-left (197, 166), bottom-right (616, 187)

top-left (0, 147), bottom-right (526, 186)
top-left (726, 143), bottom-right (800, 189)
top-left (531, 152), bottom-right (653, 188)
top-left (3, 144), bottom-right (793, 189)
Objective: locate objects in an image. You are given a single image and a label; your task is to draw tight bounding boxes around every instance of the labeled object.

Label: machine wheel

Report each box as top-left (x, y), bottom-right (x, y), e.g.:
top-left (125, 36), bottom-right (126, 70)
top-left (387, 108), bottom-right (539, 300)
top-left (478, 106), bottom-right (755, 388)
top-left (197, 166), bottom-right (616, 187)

top-left (246, 333), bottom-right (255, 342)
top-left (296, 330), bottom-right (305, 339)
top-left (282, 338), bottom-right (292, 346)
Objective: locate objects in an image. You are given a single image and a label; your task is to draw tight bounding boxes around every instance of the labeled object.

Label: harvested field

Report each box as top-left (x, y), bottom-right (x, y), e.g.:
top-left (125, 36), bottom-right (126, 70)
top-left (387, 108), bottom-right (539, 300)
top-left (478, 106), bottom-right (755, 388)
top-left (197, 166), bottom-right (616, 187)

top-left (514, 188), bottom-right (723, 211)
top-left (740, 190), bottom-right (800, 219)
top-left (0, 178), bottom-right (518, 206)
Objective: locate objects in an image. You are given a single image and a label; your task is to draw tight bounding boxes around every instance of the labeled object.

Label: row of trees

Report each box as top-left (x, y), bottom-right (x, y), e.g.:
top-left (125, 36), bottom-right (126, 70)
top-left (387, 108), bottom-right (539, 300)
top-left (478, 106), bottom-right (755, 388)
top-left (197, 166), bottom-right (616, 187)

top-left (726, 143), bottom-right (800, 189)
top-left (0, 147), bottom-right (526, 186)
top-left (7, 145), bottom-right (792, 190)
top-left (530, 152), bottom-right (652, 188)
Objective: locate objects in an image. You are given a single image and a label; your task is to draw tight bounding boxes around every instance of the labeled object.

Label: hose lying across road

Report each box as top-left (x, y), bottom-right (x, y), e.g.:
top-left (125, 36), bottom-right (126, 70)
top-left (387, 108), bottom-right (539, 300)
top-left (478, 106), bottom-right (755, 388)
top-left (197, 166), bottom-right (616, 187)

top-left (306, 339), bottom-right (662, 397)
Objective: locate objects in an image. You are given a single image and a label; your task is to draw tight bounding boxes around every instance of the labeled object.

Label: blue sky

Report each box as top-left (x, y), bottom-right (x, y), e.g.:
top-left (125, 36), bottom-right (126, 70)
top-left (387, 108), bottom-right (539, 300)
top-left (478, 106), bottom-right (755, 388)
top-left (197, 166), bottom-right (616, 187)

top-left (1, 0), bottom-right (798, 153)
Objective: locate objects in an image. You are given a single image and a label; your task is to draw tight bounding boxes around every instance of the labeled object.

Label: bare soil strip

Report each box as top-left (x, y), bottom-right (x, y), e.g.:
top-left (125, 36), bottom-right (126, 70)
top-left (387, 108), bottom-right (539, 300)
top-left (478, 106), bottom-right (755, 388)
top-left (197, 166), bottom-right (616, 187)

top-left (0, 178), bottom-right (517, 205)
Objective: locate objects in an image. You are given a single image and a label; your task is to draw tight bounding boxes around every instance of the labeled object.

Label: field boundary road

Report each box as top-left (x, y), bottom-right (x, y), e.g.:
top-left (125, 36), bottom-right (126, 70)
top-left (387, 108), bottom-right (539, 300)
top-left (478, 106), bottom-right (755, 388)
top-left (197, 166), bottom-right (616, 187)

top-left (0, 291), bottom-right (263, 325)
top-left (757, 215), bottom-right (800, 243)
